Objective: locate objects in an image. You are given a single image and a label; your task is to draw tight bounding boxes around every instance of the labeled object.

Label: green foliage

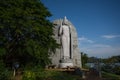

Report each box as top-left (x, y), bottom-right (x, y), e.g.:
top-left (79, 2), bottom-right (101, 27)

top-left (0, 0), bottom-right (58, 68)
top-left (87, 57), bottom-right (99, 63)
top-left (112, 65), bottom-right (120, 75)
top-left (101, 64), bottom-right (113, 73)
top-left (101, 55), bottom-right (120, 63)
top-left (23, 70), bottom-right (36, 80)
top-left (0, 60), bottom-right (12, 80)
top-left (0, 48), bottom-right (6, 57)
top-left (102, 71), bottom-right (120, 80)
top-left (101, 64), bottom-right (120, 75)
top-left (23, 69), bottom-right (82, 80)
top-left (81, 52), bottom-right (88, 68)
top-left (101, 55), bottom-right (120, 75)
top-left (22, 65), bottom-right (43, 80)
top-left (22, 64), bottom-right (82, 80)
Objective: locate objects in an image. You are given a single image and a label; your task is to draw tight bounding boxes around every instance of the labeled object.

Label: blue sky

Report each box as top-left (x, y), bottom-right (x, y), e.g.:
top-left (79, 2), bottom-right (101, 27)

top-left (41, 0), bottom-right (120, 58)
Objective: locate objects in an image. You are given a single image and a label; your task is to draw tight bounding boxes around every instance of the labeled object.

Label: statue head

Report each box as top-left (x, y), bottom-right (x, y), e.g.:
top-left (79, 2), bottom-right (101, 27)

top-left (62, 16), bottom-right (68, 25)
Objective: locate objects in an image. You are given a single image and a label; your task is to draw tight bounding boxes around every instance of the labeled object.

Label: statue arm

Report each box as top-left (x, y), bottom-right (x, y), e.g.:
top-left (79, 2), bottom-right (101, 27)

top-left (58, 20), bottom-right (63, 36)
top-left (59, 25), bottom-right (63, 36)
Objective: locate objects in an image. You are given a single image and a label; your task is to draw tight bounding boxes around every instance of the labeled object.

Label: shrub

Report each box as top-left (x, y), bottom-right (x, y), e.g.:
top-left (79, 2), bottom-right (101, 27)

top-left (22, 70), bottom-right (36, 80)
top-left (0, 60), bottom-right (12, 80)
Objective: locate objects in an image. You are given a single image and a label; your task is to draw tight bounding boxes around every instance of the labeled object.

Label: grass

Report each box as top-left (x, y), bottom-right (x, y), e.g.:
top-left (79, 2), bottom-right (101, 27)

top-left (102, 71), bottom-right (120, 80)
top-left (36, 70), bottom-right (83, 80)
top-left (22, 69), bottom-right (84, 80)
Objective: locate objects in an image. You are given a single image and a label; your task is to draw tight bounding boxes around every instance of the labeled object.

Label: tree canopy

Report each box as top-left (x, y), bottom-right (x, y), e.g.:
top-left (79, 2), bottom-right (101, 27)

top-left (81, 52), bottom-right (88, 67)
top-left (0, 0), bottom-right (58, 68)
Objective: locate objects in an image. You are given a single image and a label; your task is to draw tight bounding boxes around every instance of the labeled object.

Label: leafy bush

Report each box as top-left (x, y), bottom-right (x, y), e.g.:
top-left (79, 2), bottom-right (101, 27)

top-left (101, 64), bottom-right (113, 73)
top-left (0, 60), bottom-right (12, 80)
top-left (101, 64), bottom-right (120, 75)
top-left (22, 70), bottom-right (36, 80)
top-left (112, 65), bottom-right (120, 75)
top-left (22, 65), bottom-right (44, 80)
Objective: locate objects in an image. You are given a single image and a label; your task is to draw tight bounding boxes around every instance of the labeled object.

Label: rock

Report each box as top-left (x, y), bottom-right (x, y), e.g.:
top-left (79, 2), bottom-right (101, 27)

top-left (50, 17), bottom-right (82, 68)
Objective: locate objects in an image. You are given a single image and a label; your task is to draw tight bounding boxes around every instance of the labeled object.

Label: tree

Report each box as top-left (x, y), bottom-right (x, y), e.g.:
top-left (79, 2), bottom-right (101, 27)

top-left (88, 57), bottom-right (99, 63)
top-left (81, 52), bottom-right (88, 67)
top-left (101, 55), bottom-right (120, 75)
top-left (0, 0), bottom-right (58, 68)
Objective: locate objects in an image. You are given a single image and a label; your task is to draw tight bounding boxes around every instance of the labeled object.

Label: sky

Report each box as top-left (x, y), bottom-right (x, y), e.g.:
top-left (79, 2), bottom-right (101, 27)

top-left (41, 0), bottom-right (120, 58)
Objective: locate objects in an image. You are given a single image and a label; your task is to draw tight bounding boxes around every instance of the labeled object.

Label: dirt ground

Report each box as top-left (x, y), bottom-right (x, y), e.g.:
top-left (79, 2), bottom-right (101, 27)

top-left (84, 68), bottom-right (102, 80)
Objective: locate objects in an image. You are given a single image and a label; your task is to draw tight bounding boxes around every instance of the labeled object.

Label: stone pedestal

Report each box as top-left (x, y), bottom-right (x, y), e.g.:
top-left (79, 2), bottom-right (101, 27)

top-left (59, 59), bottom-right (73, 68)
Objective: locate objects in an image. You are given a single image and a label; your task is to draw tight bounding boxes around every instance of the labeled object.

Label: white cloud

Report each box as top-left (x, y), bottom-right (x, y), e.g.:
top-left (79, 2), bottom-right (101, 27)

top-left (92, 44), bottom-right (111, 48)
top-left (79, 36), bottom-right (94, 43)
top-left (102, 35), bottom-right (120, 39)
top-left (80, 44), bottom-right (120, 58)
top-left (79, 35), bottom-right (120, 58)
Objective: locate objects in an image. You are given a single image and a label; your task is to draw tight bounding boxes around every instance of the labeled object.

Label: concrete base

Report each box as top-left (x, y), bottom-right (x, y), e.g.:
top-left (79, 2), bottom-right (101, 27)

top-left (59, 62), bottom-right (73, 68)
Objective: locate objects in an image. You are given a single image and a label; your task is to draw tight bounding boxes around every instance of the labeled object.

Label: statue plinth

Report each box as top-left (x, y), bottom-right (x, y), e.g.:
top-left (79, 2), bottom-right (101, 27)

top-left (59, 58), bottom-right (73, 68)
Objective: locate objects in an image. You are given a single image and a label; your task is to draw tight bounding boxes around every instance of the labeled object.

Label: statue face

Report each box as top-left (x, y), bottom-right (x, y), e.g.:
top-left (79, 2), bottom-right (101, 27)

top-left (62, 16), bottom-right (68, 25)
top-left (62, 20), bottom-right (68, 25)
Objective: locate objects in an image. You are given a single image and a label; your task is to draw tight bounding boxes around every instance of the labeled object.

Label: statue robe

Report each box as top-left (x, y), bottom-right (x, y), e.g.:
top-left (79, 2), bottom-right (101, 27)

top-left (58, 24), bottom-right (73, 59)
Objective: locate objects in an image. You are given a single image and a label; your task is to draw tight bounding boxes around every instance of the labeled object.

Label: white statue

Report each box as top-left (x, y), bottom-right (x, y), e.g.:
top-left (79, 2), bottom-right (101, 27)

top-left (51, 16), bottom-right (81, 68)
top-left (58, 17), bottom-right (72, 60)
